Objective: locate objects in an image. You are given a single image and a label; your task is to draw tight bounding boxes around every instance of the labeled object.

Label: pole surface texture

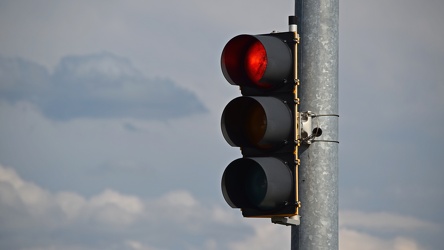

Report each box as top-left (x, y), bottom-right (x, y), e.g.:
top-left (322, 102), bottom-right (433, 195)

top-left (291, 0), bottom-right (339, 249)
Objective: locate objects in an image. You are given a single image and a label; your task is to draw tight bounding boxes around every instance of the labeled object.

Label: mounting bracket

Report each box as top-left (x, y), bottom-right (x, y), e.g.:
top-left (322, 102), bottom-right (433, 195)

top-left (271, 215), bottom-right (301, 226)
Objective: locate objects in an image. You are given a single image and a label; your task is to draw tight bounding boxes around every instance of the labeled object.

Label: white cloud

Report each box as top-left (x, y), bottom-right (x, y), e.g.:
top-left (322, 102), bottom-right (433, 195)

top-left (156, 189), bottom-right (199, 207)
top-left (340, 210), bottom-right (440, 232)
top-left (125, 240), bottom-right (161, 250)
top-left (55, 191), bottom-right (87, 222)
top-left (88, 189), bottom-right (144, 226)
top-left (0, 164), bottom-right (145, 229)
top-left (338, 210), bottom-right (441, 250)
top-left (340, 229), bottom-right (423, 250)
top-left (1, 163), bottom-right (440, 250)
top-left (0, 165), bottom-right (53, 219)
top-left (227, 213), bottom-right (432, 250)
top-left (0, 164), bottom-right (246, 249)
top-left (228, 220), bottom-right (290, 250)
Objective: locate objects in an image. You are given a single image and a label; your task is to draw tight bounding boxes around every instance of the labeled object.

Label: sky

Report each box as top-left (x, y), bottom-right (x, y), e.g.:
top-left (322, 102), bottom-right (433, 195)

top-left (0, 0), bottom-right (443, 249)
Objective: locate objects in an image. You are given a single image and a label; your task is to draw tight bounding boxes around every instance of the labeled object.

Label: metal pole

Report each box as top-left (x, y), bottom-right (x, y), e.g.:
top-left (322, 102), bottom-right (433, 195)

top-left (291, 0), bottom-right (339, 249)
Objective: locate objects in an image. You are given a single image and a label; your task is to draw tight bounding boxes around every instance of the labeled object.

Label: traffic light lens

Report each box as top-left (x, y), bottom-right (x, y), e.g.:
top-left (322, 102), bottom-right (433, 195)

top-left (221, 157), bottom-right (293, 212)
top-left (221, 96), bottom-right (292, 149)
top-left (245, 41), bottom-right (267, 86)
top-left (221, 34), bottom-right (292, 89)
top-left (245, 166), bottom-right (267, 207)
top-left (245, 102), bottom-right (267, 146)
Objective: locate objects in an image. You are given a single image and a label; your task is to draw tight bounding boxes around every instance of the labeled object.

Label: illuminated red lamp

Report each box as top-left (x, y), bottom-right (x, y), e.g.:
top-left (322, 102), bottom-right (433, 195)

top-left (221, 34), bottom-right (292, 89)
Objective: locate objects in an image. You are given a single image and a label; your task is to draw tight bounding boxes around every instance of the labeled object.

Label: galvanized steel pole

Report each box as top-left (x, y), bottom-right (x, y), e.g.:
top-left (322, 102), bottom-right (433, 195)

top-left (291, 0), bottom-right (339, 249)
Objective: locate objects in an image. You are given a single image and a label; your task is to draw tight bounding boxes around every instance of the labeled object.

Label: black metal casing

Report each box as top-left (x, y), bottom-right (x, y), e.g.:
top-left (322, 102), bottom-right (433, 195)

top-left (220, 32), bottom-right (298, 217)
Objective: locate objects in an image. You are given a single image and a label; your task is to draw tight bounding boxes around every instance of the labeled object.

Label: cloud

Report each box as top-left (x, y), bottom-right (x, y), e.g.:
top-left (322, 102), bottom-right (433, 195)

top-left (340, 229), bottom-right (423, 250)
top-left (0, 165), bottom-right (144, 229)
top-left (87, 189), bottom-right (145, 226)
top-left (0, 53), bottom-right (207, 120)
top-left (0, 164), bottom-right (248, 250)
top-left (340, 210), bottom-right (440, 232)
top-left (228, 220), bottom-right (289, 250)
top-left (227, 213), bottom-right (432, 250)
top-left (339, 210), bottom-right (441, 250)
top-left (0, 164), bottom-right (439, 250)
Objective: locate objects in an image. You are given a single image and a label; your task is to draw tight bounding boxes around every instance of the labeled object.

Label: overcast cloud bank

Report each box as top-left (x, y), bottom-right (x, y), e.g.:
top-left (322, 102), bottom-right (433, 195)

top-left (0, 53), bottom-right (207, 121)
top-left (0, 165), bottom-right (436, 250)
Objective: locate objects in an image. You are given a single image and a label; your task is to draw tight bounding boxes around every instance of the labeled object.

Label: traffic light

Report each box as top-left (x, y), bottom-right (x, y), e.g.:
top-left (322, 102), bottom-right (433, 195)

top-left (220, 25), bottom-right (300, 219)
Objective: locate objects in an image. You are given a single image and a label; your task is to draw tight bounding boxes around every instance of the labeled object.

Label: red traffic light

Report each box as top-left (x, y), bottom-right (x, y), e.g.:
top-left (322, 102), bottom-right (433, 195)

top-left (221, 34), bottom-right (293, 89)
top-left (245, 40), bottom-right (267, 84)
top-left (219, 31), bottom-right (298, 218)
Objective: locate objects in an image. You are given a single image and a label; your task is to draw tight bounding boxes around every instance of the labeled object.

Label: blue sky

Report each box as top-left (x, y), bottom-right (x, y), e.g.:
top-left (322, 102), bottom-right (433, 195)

top-left (0, 0), bottom-right (443, 249)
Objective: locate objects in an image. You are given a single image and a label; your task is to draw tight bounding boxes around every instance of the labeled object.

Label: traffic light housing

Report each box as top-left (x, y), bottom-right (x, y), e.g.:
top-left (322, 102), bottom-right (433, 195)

top-left (220, 30), bottom-right (300, 218)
